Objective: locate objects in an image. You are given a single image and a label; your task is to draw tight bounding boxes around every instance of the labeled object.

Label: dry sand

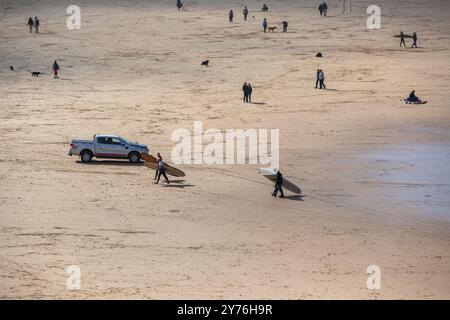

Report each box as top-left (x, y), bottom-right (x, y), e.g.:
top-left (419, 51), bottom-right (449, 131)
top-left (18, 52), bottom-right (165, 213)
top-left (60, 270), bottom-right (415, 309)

top-left (0, 0), bottom-right (449, 299)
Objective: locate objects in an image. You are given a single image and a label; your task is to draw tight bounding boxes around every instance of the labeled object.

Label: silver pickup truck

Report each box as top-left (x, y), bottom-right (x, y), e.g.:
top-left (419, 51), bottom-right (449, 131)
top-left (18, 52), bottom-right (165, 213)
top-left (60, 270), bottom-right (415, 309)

top-left (68, 134), bottom-right (150, 163)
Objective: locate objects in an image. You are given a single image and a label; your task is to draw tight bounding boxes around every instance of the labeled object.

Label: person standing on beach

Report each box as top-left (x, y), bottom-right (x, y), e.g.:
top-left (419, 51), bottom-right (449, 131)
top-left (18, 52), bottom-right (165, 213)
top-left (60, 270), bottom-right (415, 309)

top-left (399, 32), bottom-right (406, 47)
top-left (243, 82), bottom-right (249, 103)
top-left (412, 32), bottom-right (418, 48)
top-left (27, 17), bottom-right (34, 33)
top-left (34, 17), bottom-right (40, 33)
top-left (176, 0), bottom-right (183, 11)
top-left (243, 6), bottom-right (249, 21)
top-left (272, 170), bottom-right (285, 198)
top-left (282, 21), bottom-right (288, 32)
top-left (155, 153), bottom-right (170, 184)
top-left (262, 18), bottom-right (268, 32)
top-left (248, 83), bottom-right (253, 103)
top-left (229, 10), bottom-right (234, 23)
top-left (319, 69), bottom-right (326, 89)
top-left (315, 69), bottom-right (321, 89)
top-left (322, 2), bottom-right (328, 16)
top-left (52, 60), bottom-right (60, 79)
top-left (318, 3), bottom-right (323, 16)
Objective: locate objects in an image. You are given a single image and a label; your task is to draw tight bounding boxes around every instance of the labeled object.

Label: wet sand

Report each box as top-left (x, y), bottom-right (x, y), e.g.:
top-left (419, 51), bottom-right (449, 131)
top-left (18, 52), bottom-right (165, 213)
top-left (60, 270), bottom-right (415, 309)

top-left (0, 0), bottom-right (449, 299)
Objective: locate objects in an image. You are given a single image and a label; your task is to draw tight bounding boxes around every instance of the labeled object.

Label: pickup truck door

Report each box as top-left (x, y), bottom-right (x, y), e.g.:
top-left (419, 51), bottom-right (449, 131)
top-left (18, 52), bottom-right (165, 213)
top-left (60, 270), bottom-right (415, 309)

top-left (95, 137), bottom-right (127, 158)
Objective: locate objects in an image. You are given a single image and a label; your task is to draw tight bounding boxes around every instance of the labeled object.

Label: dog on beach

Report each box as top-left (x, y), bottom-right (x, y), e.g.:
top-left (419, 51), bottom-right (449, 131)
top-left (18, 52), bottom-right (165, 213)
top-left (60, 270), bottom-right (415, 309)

top-left (31, 71), bottom-right (41, 77)
top-left (268, 26), bottom-right (277, 32)
top-left (201, 60), bottom-right (209, 67)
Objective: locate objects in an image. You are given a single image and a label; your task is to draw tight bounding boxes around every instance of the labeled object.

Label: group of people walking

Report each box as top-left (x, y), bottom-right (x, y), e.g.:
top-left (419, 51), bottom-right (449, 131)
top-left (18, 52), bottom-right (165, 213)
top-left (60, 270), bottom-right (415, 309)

top-left (399, 32), bottom-right (418, 48)
top-left (242, 82), bottom-right (253, 103)
top-left (229, 6), bottom-right (249, 23)
top-left (315, 69), bottom-right (326, 89)
top-left (27, 17), bottom-right (40, 33)
top-left (318, 2), bottom-right (328, 16)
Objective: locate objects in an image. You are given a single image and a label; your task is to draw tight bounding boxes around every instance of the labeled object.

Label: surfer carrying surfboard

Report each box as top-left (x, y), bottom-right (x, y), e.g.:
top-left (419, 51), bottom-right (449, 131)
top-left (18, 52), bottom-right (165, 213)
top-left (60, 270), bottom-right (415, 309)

top-left (154, 153), bottom-right (170, 184)
top-left (272, 170), bottom-right (285, 198)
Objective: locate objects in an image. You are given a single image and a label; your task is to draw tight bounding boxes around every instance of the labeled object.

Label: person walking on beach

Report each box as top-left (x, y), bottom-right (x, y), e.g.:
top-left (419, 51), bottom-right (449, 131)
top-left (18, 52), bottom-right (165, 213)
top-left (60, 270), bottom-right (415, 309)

top-left (52, 60), bottom-right (60, 79)
top-left (322, 2), bottom-right (328, 16)
top-left (272, 170), bottom-right (285, 198)
top-left (27, 17), bottom-right (34, 33)
top-left (399, 32), bottom-right (406, 47)
top-left (262, 18), bottom-right (268, 32)
top-left (34, 17), bottom-right (40, 33)
top-left (176, 0), bottom-right (183, 11)
top-left (319, 3), bottom-right (324, 16)
top-left (315, 69), bottom-right (321, 89)
top-left (318, 69), bottom-right (326, 89)
top-left (243, 82), bottom-right (249, 103)
top-left (229, 10), bottom-right (234, 23)
top-left (412, 32), bottom-right (418, 48)
top-left (243, 6), bottom-right (249, 21)
top-left (155, 153), bottom-right (170, 184)
top-left (248, 83), bottom-right (253, 103)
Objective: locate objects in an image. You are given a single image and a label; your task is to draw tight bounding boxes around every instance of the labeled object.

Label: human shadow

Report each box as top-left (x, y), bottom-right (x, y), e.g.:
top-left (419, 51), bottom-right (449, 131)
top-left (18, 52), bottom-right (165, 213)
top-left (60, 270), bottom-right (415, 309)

top-left (251, 102), bottom-right (267, 105)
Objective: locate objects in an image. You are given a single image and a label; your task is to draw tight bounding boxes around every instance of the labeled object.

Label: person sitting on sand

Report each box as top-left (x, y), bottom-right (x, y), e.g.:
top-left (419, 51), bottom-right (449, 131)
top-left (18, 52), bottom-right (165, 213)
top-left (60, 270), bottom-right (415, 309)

top-left (406, 90), bottom-right (422, 104)
top-left (52, 60), bottom-right (60, 79)
top-left (155, 153), bottom-right (170, 184)
top-left (27, 17), bottom-right (34, 33)
top-left (272, 170), bottom-right (285, 198)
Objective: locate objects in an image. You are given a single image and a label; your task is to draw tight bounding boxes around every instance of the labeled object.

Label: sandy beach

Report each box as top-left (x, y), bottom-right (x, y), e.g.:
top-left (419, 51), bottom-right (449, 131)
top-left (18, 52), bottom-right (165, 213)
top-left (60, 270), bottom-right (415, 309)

top-left (0, 0), bottom-right (449, 299)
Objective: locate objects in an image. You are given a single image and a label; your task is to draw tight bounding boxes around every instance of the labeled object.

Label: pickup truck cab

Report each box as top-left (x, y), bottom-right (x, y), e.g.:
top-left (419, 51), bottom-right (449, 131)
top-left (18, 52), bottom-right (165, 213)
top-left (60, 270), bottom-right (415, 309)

top-left (69, 134), bottom-right (150, 163)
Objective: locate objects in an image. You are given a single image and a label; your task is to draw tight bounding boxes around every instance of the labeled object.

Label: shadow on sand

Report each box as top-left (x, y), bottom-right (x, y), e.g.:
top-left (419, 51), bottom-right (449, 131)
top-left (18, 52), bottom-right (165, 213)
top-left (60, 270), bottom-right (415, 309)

top-left (284, 195), bottom-right (305, 201)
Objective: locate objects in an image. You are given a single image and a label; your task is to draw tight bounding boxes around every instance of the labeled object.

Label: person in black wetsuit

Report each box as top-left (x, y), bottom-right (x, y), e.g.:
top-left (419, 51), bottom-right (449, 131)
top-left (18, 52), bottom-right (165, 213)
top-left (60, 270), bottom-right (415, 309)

top-left (412, 32), bottom-right (418, 48)
top-left (272, 170), bottom-right (285, 198)
top-left (155, 153), bottom-right (170, 184)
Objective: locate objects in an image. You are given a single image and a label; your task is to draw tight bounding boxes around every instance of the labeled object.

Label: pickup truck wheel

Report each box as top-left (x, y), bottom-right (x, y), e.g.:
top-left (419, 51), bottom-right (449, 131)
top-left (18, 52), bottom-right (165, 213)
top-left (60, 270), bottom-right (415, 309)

top-left (128, 152), bottom-right (140, 163)
top-left (80, 150), bottom-right (93, 162)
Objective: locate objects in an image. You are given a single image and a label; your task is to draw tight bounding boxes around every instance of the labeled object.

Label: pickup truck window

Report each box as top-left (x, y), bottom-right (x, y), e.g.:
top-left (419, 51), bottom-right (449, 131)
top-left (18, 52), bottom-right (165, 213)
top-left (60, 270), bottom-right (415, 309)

top-left (97, 137), bottom-right (107, 144)
top-left (111, 138), bottom-right (123, 145)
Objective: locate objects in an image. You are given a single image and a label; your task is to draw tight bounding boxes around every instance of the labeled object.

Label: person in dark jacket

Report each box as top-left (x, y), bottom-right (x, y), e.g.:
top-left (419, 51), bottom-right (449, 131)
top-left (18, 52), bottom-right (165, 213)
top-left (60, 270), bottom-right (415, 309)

top-left (412, 32), bottom-right (418, 48)
top-left (247, 83), bottom-right (253, 103)
top-left (243, 6), bottom-right (249, 21)
top-left (27, 17), bottom-right (34, 33)
top-left (176, 0), bottom-right (183, 11)
top-left (272, 170), bottom-right (285, 198)
top-left (243, 82), bottom-right (249, 103)
top-left (399, 31), bottom-right (406, 47)
top-left (52, 60), bottom-right (60, 79)
top-left (282, 21), bottom-right (288, 32)
top-left (262, 18), bottom-right (268, 32)
top-left (229, 10), bottom-right (234, 23)
top-left (34, 17), bottom-right (40, 33)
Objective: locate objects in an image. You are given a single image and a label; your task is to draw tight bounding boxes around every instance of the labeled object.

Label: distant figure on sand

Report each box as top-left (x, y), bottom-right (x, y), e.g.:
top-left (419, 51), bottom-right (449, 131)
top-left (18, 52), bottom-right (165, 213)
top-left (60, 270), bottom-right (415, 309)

top-left (248, 83), bottom-right (253, 103)
top-left (322, 2), bottom-right (328, 16)
top-left (282, 21), bottom-right (288, 32)
top-left (405, 90), bottom-right (426, 104)
top-left (34, 17), bottom-right (40, 33)
top-left (272, 170), bottom-right (285, 198)
top-left (262, 4), bottom-right (269, 12)
top-left (154, 153), bottom-right (170, 184)
top-left (243, 6), bottom-right (249, 21)
top-left (52, 60), bottom-right (60, 79)
top-left (412, 32), bottom-right (418, 48)
top-left (319, 3), bottom-right (324, 16)
top-left (243, 82), bottom-right (250, 103)
top-left (229, 10), bottom-right (234, 23)
top-left (176, 0), bottom-right (183, 11)
top-left (262, 18), bottom-right (268, 32)
top-left (315, 69), bottom-right (320, 89)
top-left (399, 32), bottom-right (406, 47)
top-left (318, 69), bottom-right (326, 89)
top-left (27, 17), bottom-right (34, 33)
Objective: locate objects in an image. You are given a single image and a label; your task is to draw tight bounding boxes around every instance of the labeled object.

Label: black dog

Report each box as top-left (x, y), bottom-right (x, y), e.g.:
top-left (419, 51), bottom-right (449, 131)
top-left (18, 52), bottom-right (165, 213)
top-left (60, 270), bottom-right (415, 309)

top-left (31, 71), bottom-right (41, 77)
top-left (201, 60), bottom-right (209, 67)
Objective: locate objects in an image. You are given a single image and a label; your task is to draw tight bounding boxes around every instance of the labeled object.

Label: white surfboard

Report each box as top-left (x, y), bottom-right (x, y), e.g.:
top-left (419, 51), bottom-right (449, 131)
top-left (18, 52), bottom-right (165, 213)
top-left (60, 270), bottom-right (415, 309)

top-left (259, 168), bottom-right (302, 194)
